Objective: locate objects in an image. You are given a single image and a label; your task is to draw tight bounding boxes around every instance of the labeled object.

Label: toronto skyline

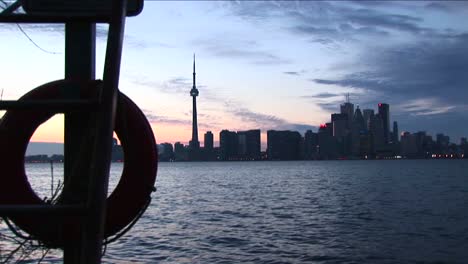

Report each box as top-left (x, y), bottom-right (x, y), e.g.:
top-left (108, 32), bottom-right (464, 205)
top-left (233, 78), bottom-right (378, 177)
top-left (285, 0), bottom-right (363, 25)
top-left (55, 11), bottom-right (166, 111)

top-left (1, 1), bottom-right (467, 153)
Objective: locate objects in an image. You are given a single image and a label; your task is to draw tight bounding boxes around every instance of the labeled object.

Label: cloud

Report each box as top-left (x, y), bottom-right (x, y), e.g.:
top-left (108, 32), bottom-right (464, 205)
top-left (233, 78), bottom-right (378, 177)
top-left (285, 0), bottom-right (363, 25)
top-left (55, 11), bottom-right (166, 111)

top-left (302, 92), bottom-right (344, 99)
top-left (313, 34), bottom-right (468, 108)
top-left (283, 70), bottom-right (306, 76)
top-left (283, 71), bottom-right (300, 76)
top-left (193, 37), bottom-right (290, 65)
top-left (424, 2), bottom-right (468, 12)
top-left (224, 101), bottom-right (315, 133)
top-left (397, 98), bottom-right (456, 116)
top-left (142, 110), bottom-right (191, 126)
top-left (223, 1), bottom-right (465, 47)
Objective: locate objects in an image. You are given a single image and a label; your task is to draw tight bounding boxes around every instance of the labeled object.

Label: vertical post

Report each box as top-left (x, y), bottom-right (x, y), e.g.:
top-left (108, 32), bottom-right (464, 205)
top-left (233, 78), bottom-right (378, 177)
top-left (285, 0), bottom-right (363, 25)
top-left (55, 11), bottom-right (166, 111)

top-left (83, 0), bottom-right (127, 262)
top-left (64, 22), bottom-right (96, 264)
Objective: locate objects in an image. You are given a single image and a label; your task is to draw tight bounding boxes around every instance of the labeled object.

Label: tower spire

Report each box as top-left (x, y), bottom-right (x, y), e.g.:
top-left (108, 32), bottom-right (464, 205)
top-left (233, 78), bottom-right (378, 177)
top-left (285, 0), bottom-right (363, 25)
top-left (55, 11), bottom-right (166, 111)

top-left (193, 53), bottom-right (196, 89)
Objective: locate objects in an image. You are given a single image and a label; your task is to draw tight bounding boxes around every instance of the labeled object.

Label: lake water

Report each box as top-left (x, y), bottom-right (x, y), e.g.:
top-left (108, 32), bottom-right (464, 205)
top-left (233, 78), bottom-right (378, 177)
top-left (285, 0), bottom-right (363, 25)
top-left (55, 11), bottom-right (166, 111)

top-left (1, 160), bottom-right (468, 263)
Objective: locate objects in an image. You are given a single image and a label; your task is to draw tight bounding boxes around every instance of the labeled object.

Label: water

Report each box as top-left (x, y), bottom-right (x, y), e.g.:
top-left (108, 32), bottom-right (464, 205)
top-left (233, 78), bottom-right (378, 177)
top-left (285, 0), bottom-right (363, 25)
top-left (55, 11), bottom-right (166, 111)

top-left (2, 160), bottom-right (468, 263)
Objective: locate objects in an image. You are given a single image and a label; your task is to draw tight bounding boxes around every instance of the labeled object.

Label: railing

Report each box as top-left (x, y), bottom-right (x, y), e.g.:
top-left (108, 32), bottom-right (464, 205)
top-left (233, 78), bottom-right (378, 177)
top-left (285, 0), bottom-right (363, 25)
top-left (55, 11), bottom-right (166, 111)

top-left (0, 0), bottom-right (134, 263)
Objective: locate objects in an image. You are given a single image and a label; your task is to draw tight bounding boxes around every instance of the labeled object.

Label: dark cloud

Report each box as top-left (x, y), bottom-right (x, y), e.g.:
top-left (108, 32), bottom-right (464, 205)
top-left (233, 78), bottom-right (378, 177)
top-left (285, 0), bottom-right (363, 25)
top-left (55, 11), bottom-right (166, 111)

top-left (225, 102), bottom-right (314, 134)
top-left (314, 35), bottom-right (468, 107)
top-left (283, 71), bottom-right (300, 76)
top-left (424, 2), bottom-right (468, 12)
top-left (143, 111), bottom-right (191, 126)
top-left (133, 77), bottom-right (189, 95)
top-left (224, 1), bottom-right (460, 46)
top-left (194, 38), bottom-right (290, 65)
top-left (283, 70), bottom-right (307, 76)
top-left (345, 9), bottom-right (425, 34)
top-left (303, 92), bottom-right (344, 99)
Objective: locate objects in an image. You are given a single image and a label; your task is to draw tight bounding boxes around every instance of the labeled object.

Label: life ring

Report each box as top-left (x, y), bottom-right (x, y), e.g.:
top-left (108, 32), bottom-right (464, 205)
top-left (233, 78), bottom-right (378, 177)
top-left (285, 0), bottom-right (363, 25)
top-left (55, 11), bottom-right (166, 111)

top-left (0, 79), bottom-right (158, 247)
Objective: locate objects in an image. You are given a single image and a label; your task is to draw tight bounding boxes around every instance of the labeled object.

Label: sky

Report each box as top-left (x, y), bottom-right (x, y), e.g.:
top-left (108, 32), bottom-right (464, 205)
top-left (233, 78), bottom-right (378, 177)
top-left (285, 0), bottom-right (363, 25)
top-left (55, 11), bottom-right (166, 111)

top-left (1, 1), bottom-right (468, 152)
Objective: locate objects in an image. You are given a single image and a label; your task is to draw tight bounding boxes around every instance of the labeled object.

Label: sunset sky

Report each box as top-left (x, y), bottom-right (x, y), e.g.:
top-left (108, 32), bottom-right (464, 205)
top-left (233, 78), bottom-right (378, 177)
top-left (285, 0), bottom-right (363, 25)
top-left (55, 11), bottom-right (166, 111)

top-left (1, 1), bottom-right (468, 150)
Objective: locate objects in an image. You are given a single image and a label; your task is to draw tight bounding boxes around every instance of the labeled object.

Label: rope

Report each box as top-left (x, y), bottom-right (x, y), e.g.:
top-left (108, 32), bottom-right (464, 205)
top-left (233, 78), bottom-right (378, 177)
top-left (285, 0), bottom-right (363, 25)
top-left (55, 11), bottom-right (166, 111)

top-left (104, 195), bottom-right (152, 245)
top-left (2, 217), bottom-right (32, 241)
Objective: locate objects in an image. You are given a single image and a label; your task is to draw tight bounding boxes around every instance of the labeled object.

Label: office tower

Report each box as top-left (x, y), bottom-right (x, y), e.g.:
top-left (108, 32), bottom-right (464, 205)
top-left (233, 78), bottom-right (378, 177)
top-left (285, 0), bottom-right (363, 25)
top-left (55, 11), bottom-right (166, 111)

top-left (400, 132), bottom-right (418, 157)
top-left (189, 54), bottom-right (200, 151)
top-left (267, 130), bottom-right (302, 160)
top-left (461, 137), bottom-right (467, 145)
top-left (304, 130), bottom-right (318, 160)
top-left (159, 143), bottom-right (174, 161)
top-left (174, 142), bottom-right (187, 161)
top-left (219, 130), bottom-right (238, 160)
top-left (204, 131), bottom-right (214, 151)
top-left (332, 113), bottom-right (349, 157)
top-left (331, 113), bottom-right (348, 138)
top-left (340, 96), bottom-right (354, 129)
top-left (318, 124), bottom-right (337, 159)
top-left (436, 133), bottom-right (450, 147)
top-left (378, 103), bottom-right (390, 144)
top-left (362, 109), bottom-right (374, 130)
top-left (353, 106), bottom-right (366, 132)
top-left (351, 107), bottom-right (366, 156)
top-left (237, 129), bottom-right (261, 160)
top-left (436, 133), bottom-right (450, 154)
top-left (392, 121), bottom-right (399, 143)
top-left (370, 114), bottom-right (385, 152)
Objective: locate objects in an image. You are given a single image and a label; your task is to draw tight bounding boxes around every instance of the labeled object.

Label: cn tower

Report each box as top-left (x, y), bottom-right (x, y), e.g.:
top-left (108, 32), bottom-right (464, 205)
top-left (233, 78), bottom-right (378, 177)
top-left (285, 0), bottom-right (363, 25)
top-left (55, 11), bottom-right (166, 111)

top-left (189, 54), bottom-right (200, 150)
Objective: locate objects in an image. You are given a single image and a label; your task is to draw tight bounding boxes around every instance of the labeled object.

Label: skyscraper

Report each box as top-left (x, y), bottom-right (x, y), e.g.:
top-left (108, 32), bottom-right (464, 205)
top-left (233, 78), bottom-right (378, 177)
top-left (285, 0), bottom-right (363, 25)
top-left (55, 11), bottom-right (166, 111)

top-left (204, 131), bottom-right (213, 151)
top-left (331, 113), bottom-right (348, 138)
top-left (304, 130), bottom-right (318, 160)
top-left (219, 130), bottom-right (238, 161)
top-left (340, 94), bottom-right (354, 130)
top-left (267, 130), bottom-right (302, 160)
top-left (237, 129), bottom-right (261, 160)
top-left (392, 121), bottom-right (399, 143)
top-left (362, 109), bottom-right (374, 130)
top-left (189, 54), bottom-right (200, 160)
top-left (378, 103), bottom-right (390, 144)
top-left (353, 106), bottom-right (366, 132)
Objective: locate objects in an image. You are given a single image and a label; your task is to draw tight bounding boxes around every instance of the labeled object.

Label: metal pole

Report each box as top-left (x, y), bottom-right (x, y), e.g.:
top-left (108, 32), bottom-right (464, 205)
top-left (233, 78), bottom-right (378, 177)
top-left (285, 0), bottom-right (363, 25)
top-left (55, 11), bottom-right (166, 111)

top-left (64, 21), bottom-right (96, 264)
top-left (82, 0), bottom-right (127, 262)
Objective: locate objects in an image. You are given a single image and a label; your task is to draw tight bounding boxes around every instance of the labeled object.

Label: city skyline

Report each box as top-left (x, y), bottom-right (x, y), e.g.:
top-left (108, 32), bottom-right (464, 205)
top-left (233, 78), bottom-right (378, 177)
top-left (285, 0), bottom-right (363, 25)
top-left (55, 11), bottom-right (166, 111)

top-left (1, 1), bottom-right (468, 153)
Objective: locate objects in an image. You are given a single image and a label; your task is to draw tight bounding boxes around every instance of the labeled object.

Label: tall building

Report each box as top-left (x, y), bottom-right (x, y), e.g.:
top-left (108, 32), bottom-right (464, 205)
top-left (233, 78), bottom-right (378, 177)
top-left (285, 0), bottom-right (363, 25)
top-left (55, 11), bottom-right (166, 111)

top-left (353, 106), bottom-right (366, 132)
top-left (237, 129), bottom-right (261, 160)
top-left (219, 130), bottom-right (238, 160)
top-left (304, 130), bottom-right (318, 160)
top-left (362, 109), bottom-right (374, 130)
top-left (331, 113), bottom-right (349, 157)
top-left (267, 130), bottom-right (302, 160)
top-left (351, 107), bottom-right (366, 156)
top-left (331, 113), bottom-right (348, 138)
top-left (370, 114), bottom-right (385, 152)
top-left (392, 121), bottom-right (399, 143)
top-left (159, 143), bottom-right (174, 161)
top-left (340, 94), bottom-right (354, 129)
top-left (174, 142), bottom-right (187, 161)
top-left (204, 131), bottom-right (214, 151)
top-left (401, 132), bottom-right (418, 157)
top-left (318, 124), bottom-right (337, 159)
top-left (378, 103), bottom-right (390, 144)
top-left (189, 54), bottom-right (200, 151)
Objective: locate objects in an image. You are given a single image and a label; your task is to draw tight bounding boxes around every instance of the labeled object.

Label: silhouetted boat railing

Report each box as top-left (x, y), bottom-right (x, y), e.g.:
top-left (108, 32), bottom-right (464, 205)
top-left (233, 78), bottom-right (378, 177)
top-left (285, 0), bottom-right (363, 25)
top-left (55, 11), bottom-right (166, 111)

top-left (0, 0), bottom-right (155, 263)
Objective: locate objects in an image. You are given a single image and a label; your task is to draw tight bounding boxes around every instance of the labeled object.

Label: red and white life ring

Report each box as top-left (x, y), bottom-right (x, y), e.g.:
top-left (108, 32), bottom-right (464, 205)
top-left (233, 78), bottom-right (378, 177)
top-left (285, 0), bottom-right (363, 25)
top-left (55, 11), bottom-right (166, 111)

top-left (0, 79), bottom-right (158, 247)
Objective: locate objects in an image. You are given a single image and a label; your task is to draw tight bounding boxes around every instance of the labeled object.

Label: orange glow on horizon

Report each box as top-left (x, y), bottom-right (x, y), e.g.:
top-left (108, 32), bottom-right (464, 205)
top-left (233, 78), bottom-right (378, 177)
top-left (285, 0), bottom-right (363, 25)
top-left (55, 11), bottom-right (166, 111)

top-left (30, 114), bottom-right (64, 143)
